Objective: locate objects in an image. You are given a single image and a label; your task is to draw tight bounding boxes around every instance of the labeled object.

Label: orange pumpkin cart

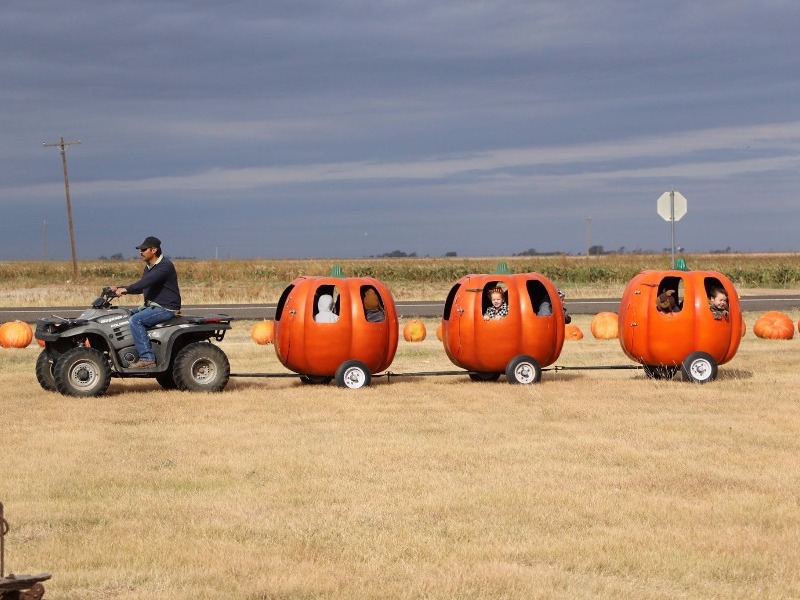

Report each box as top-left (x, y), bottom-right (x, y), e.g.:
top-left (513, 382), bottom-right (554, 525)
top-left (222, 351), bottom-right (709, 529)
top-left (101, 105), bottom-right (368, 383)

top-left (441, 270), bottom-right (566, 384)
top-left (618, 269), bottom-right (742, 382)
top-left (273, 270), bottom-right (399, 388)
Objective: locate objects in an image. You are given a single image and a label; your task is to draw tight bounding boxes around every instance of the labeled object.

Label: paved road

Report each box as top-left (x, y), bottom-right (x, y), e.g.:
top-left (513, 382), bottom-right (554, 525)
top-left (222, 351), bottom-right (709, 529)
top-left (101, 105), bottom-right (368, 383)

top-left (3, 295), bottom-right (800, 322)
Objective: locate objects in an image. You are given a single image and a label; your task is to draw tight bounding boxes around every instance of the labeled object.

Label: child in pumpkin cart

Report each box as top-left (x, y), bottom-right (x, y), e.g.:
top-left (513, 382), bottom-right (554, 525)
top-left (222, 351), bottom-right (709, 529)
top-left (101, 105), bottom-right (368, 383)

top-left (483, 287), bottom-right (509, 320)
top-left (707, 287), bottom-right (729, 320)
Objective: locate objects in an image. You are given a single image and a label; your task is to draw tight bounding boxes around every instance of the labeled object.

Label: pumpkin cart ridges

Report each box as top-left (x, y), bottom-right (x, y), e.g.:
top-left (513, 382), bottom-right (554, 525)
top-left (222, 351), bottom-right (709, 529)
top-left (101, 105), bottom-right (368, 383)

top-left (440, 271), bottom-right (566, 373)
top-left (272, 272), bottom-right (399, 387)
top-left (617, 269), bottom-right (743, 383)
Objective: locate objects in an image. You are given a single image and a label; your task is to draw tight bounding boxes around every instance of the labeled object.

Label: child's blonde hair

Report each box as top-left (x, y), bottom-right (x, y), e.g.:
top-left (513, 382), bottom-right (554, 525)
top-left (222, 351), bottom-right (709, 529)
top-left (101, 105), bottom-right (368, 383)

top-left (487, 287), bottom-right (505, 298)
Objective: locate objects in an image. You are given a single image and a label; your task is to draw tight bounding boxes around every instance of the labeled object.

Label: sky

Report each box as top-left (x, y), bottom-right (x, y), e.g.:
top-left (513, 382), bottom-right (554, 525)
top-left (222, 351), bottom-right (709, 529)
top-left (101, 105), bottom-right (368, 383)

top-left (1, 0), bottom-right (799, 260)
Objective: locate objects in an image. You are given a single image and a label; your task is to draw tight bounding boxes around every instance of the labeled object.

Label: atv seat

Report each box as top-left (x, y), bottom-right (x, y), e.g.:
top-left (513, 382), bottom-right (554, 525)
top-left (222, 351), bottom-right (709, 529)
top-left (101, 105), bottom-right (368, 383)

top-left (150, 315), bottom-right (233, 328)
top-left (151, 316), bottom-right (191, 328)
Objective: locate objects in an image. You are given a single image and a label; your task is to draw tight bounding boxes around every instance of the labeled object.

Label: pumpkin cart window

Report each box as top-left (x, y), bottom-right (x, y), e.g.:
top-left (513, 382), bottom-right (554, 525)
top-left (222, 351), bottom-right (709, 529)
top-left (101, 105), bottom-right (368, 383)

top-left (313, 284), bottom-right (340, 323)
top-left (360, 286), bottom-right (386, 322)
top-left (526, 280), bottom-right (554, 316)
top-left (481, 282), bottom-right (508, 317)
top-left (655, 275), bottom-right (685, 313)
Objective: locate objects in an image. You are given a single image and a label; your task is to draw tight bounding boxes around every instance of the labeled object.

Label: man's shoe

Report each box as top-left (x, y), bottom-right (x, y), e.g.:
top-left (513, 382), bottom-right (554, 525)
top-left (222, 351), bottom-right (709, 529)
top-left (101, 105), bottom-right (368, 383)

top-left (128, 359), bottom-right (156, 369)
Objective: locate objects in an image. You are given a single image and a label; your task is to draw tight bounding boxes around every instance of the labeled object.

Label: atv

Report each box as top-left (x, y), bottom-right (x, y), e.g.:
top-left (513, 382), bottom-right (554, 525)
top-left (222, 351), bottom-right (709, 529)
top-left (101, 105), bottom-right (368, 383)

top-left (34, 288), bottom-right (233, 397)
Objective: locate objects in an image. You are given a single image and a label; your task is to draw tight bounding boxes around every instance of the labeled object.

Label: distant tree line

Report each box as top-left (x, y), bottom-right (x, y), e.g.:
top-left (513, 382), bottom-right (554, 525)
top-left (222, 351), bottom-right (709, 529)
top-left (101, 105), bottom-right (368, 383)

top-left (96, 245), bottom-right (737, 261)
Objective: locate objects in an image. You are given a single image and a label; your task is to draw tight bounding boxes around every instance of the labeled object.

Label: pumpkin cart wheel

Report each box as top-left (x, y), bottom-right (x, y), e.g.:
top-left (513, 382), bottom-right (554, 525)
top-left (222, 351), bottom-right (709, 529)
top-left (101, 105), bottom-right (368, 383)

top-left (505, 355), bottom-right (542, 385)
top-left (334, 360), bottom-right (371, 389)
top-left (300, 374), bottom-right (333, 385)
top-left (173, 342), bottom-right (230, 392)
top-left (35, 349), bottom-right (57, 392)
top-left (680, 352), bottom-right (718, 384)
top-left (468, 372), bottom-right (501, 382)
top-left (643, 364), bottom-right (678, 380)
top-left (53, 346), bottom-right (111, 397)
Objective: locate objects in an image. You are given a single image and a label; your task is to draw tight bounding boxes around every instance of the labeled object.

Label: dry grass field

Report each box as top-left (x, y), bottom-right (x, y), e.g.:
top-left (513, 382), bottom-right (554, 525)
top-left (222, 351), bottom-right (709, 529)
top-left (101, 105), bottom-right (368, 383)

top-left (2, 253), bottom-right (800, 305)
top-left (2, 313), bottom-right (800, 599)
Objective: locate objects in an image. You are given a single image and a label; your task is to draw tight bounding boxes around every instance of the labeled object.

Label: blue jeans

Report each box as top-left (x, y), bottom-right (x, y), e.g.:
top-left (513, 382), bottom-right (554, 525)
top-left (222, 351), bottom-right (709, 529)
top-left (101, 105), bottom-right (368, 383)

top-left (129, 305), bottom-right (175, 361)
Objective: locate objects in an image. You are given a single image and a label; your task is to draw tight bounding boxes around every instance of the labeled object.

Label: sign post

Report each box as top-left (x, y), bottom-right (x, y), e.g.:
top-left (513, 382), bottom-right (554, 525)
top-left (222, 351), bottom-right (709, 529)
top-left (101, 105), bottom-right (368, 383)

top-left (657, 190), bottom-right (687, 268)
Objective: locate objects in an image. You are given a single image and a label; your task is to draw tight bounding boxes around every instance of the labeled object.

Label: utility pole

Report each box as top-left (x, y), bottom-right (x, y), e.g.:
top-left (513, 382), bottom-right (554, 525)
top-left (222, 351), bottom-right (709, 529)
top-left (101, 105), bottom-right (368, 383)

top-left (43, 136), bottom-right (81, 278)
top-left (43, 220), bottom-right (47, 260)
top-left (586, 216), bottom-right (592, 257)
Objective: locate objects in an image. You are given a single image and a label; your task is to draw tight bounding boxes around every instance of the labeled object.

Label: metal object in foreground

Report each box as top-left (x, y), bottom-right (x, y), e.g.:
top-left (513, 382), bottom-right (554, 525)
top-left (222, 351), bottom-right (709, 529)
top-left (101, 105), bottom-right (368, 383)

top-left (0, 502), bottom-right (51, 600)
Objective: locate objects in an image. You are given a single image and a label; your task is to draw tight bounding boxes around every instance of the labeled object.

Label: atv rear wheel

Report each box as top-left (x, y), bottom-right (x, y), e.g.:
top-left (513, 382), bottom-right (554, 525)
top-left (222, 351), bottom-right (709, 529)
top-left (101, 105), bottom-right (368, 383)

top-left (35, 350), bottom-right (57, 392)
top-left (53, 346), bottom-right (112, 397)
top-left (172, 342), bottom-right (230, 392)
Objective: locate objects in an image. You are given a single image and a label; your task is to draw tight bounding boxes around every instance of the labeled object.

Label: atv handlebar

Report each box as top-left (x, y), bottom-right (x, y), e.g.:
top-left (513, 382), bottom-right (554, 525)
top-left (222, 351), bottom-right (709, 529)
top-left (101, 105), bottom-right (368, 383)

top-left (92, 287), bottom-right (117, 309)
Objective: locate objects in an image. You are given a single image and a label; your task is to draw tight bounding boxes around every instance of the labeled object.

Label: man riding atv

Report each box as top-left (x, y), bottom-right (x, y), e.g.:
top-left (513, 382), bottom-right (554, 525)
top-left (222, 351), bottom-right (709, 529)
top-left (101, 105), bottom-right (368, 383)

top-left (111, 236), bottom-right (180, 369)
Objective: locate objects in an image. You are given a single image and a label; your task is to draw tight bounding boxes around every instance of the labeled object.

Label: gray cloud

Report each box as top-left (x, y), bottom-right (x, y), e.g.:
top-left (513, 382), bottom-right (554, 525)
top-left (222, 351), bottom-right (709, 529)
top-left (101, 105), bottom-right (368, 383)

top-left (1, 0), bottom-right (799, 260)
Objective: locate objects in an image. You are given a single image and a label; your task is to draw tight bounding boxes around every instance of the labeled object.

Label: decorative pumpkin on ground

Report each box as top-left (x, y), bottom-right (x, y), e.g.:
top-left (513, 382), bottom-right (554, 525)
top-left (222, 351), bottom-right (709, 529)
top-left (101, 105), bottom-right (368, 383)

top-left (753, 311), bottom-right (794, 340)
top-left (564, 324), bottom-right (584, 340)
top-left (403, 319), bottom-right (426, 342)
top-left (618, 269), bottom-right (742, 382)
top-left (590, 313), bottom-right (619, 339)
top-left (273, 269), bottom-right (398, 388)
top-left (441, 269), bottom-right (566, 384)
top-left (0, 320), bottom-right (33, 348)
top-left (250, 320), bottom-right (275, 345)
top-left (436, 321), bottom-right (443, 342)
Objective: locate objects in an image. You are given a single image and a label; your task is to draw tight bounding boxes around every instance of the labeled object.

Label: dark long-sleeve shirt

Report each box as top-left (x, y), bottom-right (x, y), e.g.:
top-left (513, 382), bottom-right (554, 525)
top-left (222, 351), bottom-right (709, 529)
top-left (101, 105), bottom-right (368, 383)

top-left (126, 257), bottom-right (181, 310)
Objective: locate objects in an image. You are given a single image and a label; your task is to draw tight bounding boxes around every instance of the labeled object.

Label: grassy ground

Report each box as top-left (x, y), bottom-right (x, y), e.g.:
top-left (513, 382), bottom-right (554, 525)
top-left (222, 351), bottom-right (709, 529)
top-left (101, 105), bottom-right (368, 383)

top-left (2, 314), bottom-right (799, 599)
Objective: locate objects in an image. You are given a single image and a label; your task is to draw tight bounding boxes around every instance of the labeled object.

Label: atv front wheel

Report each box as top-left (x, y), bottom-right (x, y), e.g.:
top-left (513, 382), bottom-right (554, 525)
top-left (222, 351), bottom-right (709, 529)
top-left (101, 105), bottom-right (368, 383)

top-left (35, 350), bottom-right (57, 392)
top-left (172, 342), bottom-right (230, 392)
top-left (53, 346), bottom-right (112, 397)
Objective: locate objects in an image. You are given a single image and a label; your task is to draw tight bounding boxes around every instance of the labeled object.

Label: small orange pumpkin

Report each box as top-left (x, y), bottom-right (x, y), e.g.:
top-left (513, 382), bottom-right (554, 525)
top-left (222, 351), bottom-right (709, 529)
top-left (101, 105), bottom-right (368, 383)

top-left (741, 317), bottom-right (746, 338)
top-left (591, 312), bottom-right (619, 339)
top-left (436, 321), bottom-right (443, 341)
top-left (251, 320), bottom-right (275, 345)
top-left (0, 320), bottom-right (33, 348)
top-left (564, 323), bottom-right (584, 340)
top-left (403, 319), bottom-right (427, 342)
top-left (753, 311), bottom-right (794, 340)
